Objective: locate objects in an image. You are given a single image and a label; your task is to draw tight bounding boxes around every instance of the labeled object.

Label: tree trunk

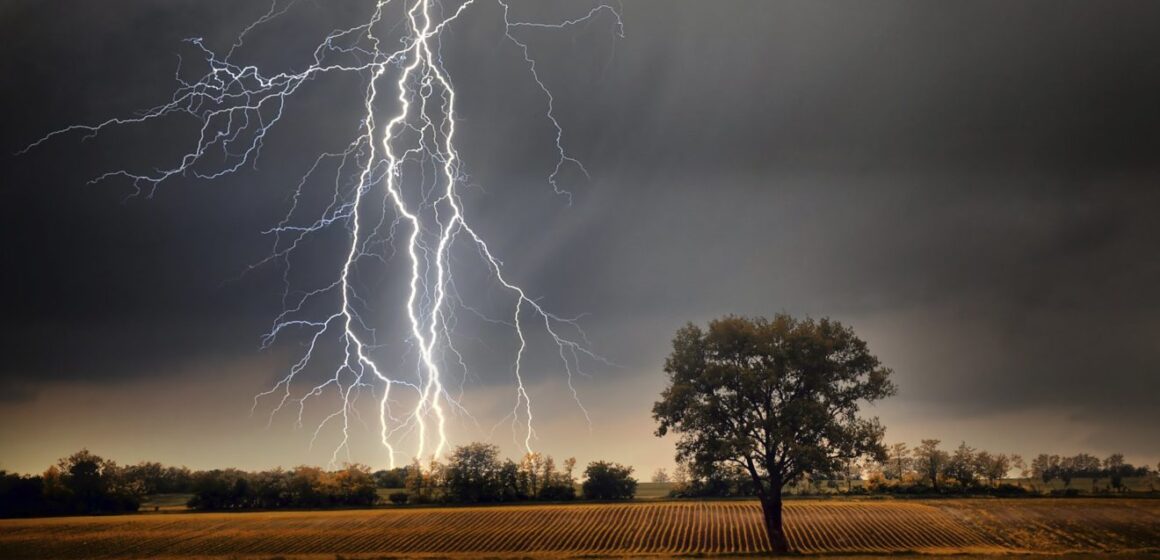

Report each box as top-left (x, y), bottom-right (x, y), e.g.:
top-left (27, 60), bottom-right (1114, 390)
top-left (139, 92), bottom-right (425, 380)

top-left (759, 488), bottom-right (790, 554)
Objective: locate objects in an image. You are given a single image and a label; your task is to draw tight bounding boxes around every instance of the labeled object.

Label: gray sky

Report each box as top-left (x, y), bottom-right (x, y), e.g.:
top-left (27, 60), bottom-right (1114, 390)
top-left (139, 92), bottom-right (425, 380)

top-left (1, 0), bottom-right (1157, 474)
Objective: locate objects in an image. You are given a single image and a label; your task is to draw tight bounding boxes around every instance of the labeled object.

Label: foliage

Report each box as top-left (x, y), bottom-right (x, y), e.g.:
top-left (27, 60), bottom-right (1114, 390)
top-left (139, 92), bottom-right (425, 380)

top-left (945, 442), bottom-right (979, 488)
top-left (0, 450), bottom-right (141, 517)
top-left (405, 459), bottom-right (444, 504)
top-left (537, 456), bottom-right (578, 501)
top-left (372, 467), bottom-right (409, 489)
top-left (974, 451), bottom-right (1011, 487)
top-left (121, 462), bottom-right (193, 494)
top-left (582, 461), bottom-right (637, 500)
top-left (1028, 452), bottom-right (1148, 492)
top-left (444, 443), bottom-right (505, 503)
top-left (884, 442), bottom-right (911, 480)
top-left (912, 439), bottom-right (949, 490)
top-left (669, 461), bottom-right (758, 498)
top-left (186, 464), bottom-right (377, 510)
top-left (418, 445), bottom-right (579, 503)
top-left (654, 314), bottom-right (894, 552)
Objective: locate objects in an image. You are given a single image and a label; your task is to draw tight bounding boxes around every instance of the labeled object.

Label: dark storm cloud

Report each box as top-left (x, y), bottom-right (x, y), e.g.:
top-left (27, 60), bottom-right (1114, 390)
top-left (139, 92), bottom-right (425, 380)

top-left (1, 0), bottom-right (1156, 454)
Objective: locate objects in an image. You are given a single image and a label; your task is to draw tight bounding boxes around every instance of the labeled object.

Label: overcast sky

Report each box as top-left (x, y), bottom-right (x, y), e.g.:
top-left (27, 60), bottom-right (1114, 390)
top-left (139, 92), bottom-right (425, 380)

top-left (1, 0), bottom-right (1157, 475)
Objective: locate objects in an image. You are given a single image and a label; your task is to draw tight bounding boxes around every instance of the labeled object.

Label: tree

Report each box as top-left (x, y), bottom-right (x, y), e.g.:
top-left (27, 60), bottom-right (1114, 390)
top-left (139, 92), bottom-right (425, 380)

top-left (405, 459), bottom-right (443, 504)
top-left (1031, 454), bottom-right (1060, 488)
top-left (842, 458), bottom-right (863, 492)
top-left (651, 468), bottom-right (670, 484)
top-left (1010, 454), bottom-right (1027, 481)
top-left (975, 452), bottom-right (1011, 488)
top-left (287, 466), bottom-right (325, 507)
top-left (1070, 453), bottom-right (1102, 491)
top-left (671, 462), bottom-right (691, 494)
top-left (444, 443), bottom-right (503, 503)
top-left (517, 452), bottom-right (547, 498)
top-left (913, 439), bottom-right (948, 490)
top-left (678, 462), bottom-right (758, 497)
top-left (1057, 456), bottom-right (1077, 488)
top-left (497, 460), bottom-right (521, 501)
top-left (1104, 454), bottom-right (1127, 493)
top-left (372, 467), bottom-right (409, 489)
top-left (653, 314), bottom-right (895, 553)
top-left (333, 464), bottom-right (378, 506)
top-left (582, 461), bottom-right (637, 500)
top-left (945, 442), bottom-right (978, 488)
top-left (537, 455), bottom-right (576, 501)
top-left (562, 457), bottom-right (577, 483)
top-left (556, 459), bottom-right (580, 500)
top-left (56, 449), bottom-right (140, 513)
top-left (885, 442), bottom-right (911, 481)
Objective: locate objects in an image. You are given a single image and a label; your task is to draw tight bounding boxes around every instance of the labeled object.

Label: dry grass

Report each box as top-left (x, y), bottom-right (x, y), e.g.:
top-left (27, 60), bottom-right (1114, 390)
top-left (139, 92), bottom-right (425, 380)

top-left (0, 498), bottom-right (1156, 558)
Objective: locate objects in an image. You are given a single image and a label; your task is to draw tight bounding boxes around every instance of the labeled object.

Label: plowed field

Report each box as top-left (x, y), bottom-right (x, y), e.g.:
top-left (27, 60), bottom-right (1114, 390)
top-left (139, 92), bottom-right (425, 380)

top-left (1, 499), bottom-right (1156, 558)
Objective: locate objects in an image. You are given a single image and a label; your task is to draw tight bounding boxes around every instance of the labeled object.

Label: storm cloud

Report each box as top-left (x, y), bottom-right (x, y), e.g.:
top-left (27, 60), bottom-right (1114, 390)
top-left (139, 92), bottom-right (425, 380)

top-left (1, 0), bottom-right (1157, 472)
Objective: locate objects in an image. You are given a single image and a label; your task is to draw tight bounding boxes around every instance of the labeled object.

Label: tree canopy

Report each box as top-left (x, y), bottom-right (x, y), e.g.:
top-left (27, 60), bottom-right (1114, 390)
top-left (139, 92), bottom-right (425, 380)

top-left (653, 314), bottom-right (894, 552)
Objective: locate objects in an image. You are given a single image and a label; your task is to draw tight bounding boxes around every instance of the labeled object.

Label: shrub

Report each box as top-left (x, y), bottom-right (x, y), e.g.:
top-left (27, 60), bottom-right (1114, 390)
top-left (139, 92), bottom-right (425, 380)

top-left (538, 482), bottom-right (576, 501)
top-left (388, 492), bottom-right (409, 505)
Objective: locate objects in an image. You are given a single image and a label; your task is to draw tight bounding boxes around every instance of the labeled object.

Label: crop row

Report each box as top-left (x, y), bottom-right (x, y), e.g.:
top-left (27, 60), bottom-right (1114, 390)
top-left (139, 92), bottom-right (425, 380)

top-left (0, 498), bottom-right (1155, 559)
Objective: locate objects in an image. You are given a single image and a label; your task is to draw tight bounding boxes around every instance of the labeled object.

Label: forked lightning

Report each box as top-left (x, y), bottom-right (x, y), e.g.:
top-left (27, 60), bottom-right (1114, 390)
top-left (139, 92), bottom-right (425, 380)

top-left (22, 0), bottom-right (622, 468)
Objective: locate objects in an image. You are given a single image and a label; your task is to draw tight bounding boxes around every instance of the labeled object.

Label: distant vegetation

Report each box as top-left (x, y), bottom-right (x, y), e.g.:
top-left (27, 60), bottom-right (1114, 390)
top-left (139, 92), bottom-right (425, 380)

top-left (658, 439), bottom-right (1157, 499)
top-left (402, 443), bottom-right (588, 504)
top-left (1, 444), bottom-right (1156, 518)
top-left (185, 464), bottom-right (378, 510)
top-left (0, 450), bottom-right (142, 517)
top-left (6, 441), bottom-right (1151, 519)
top-left (0, 444), bottom-right (637, 517)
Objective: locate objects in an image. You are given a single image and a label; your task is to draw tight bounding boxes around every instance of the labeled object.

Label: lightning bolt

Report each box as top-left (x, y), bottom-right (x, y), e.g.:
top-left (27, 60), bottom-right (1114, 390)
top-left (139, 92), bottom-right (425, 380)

top-left (22, 0), bottom-right (622, 468)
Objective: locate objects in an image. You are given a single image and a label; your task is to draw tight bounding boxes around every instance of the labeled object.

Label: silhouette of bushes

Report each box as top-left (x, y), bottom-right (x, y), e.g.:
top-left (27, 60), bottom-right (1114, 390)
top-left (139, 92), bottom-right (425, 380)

top-left (0, 449), bottom-right (141, 517)
top-left (186, 464), bottom-right (378, 510)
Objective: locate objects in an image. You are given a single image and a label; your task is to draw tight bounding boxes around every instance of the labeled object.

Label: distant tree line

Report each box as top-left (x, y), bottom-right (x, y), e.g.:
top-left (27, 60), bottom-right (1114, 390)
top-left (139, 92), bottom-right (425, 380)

top-left (652, 440), bottom-right (1158, 499)
top-left (186, 465), bottom-right (378, 509)
top-left (396, 443), bottom-right (636, 505)
top-left (1, 444), bottom-right (638, 517)
top-left (1028, 452), bottom-right (1151, 493)
top-left (872, 441), bottom-right (1154, 496)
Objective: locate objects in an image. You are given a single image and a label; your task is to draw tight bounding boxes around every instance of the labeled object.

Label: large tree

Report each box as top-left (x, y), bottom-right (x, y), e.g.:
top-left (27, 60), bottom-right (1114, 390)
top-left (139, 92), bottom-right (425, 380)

top-left (653, 314), bottom-right (895, 553)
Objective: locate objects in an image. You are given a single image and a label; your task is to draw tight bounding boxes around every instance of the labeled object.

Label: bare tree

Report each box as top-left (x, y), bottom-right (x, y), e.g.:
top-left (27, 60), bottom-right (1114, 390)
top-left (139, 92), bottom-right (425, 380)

top-left (651, 468), bottom-right (670, 484)
top-left (885, 442), bottom-right (911, 481)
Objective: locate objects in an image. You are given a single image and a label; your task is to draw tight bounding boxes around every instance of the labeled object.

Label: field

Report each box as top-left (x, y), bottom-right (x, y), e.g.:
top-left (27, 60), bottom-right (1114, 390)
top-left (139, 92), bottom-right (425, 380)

top-left (1, 498), bottom-right (1156, 558)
